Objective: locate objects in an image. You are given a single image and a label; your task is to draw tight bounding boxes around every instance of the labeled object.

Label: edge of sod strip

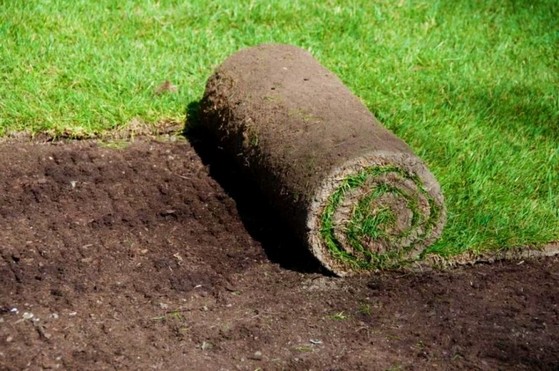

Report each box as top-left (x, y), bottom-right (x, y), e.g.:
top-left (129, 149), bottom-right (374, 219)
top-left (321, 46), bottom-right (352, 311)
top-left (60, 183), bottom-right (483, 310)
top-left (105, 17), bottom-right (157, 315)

top-left (308, 151), bottom-right (446, 276)
top-left (415, 242), bottom-right (559, 272)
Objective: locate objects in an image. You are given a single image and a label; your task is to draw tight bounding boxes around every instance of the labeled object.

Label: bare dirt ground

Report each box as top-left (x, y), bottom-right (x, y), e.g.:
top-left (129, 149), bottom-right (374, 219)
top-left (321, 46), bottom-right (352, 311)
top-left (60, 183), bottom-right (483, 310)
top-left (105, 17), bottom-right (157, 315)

top-left (0, 138), bottom-right (557, 370)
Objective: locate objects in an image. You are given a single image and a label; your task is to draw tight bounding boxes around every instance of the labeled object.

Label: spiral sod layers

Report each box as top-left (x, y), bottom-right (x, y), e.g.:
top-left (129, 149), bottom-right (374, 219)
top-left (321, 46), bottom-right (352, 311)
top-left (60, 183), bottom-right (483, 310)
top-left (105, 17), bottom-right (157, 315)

top-left (308, 153), bottom-right (446, 276)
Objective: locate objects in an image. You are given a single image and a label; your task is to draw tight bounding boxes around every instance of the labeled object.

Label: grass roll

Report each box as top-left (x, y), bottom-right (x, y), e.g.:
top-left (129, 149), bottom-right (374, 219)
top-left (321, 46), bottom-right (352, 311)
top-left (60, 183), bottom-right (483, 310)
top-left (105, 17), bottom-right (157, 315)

top-left (199, 44), bottom-right (446, 276)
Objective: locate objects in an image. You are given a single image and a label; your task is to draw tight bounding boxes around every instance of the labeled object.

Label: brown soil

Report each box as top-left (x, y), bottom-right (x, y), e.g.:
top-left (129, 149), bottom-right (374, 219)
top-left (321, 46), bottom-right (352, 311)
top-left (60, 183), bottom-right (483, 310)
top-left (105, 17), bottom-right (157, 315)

top-left (0, 139), bottom-right (557, 370)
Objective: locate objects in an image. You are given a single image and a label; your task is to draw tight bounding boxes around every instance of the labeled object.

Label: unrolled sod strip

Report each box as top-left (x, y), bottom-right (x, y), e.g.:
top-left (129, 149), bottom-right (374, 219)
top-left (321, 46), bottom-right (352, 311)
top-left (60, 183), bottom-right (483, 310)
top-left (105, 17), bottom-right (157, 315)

top-left (199, 44), bottom-right (446, 276)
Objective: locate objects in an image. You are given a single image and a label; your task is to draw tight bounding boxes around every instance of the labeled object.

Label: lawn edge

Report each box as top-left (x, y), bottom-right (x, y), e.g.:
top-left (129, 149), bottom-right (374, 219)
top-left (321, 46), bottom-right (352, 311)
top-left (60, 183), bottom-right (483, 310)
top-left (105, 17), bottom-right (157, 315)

top-left (410, 242), bottom-right (559, 272)
top-left (0, 118), bottom-right (185, 144)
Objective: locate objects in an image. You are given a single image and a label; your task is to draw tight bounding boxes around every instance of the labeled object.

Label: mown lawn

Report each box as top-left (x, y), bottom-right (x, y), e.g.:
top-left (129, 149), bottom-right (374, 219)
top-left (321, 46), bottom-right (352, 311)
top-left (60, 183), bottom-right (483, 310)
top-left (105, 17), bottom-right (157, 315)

top-left (1, 0), bottom-right (557, 256)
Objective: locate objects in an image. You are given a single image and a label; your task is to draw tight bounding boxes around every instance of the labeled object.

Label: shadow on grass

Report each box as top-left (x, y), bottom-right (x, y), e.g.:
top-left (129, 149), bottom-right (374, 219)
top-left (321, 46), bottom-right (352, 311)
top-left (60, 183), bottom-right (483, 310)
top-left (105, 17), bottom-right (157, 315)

top-left (471, 83), bottom-right (558, 143)
top-left (183, 100), bottom-right (325, 275)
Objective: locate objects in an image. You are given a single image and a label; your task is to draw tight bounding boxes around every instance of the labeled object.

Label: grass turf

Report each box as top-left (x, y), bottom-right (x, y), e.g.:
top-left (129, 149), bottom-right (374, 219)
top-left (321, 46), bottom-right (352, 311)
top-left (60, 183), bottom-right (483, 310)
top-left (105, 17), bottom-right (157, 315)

top-left (320, 165), bottom-right (443, 270)
top-left (1, 0), bottom-right (557, 257)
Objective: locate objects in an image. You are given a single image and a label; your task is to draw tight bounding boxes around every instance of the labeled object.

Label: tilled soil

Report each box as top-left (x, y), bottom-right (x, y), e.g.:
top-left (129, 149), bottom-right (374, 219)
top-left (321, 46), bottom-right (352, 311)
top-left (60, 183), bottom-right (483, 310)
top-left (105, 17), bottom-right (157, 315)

top-left (0, 139), bottom-right (557, 370)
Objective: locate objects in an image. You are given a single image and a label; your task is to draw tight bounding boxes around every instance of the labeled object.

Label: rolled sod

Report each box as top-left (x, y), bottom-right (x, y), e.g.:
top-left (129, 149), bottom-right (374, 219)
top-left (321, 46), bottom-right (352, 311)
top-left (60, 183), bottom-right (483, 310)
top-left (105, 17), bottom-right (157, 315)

top-left (199, 44), bottom-right (446, 276)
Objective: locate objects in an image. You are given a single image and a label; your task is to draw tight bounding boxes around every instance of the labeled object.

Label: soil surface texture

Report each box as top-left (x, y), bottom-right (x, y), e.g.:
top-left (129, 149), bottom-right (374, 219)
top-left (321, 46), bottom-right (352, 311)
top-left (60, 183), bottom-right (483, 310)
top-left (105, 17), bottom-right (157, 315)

top-left (0, 139), bottom-right (557, 370)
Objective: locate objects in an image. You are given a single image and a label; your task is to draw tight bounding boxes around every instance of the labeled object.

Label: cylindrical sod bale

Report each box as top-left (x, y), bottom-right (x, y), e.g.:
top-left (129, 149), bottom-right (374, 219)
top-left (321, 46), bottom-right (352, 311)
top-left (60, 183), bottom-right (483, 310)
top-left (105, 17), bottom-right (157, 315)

top-left (200, 44), bottom-right (446, 276)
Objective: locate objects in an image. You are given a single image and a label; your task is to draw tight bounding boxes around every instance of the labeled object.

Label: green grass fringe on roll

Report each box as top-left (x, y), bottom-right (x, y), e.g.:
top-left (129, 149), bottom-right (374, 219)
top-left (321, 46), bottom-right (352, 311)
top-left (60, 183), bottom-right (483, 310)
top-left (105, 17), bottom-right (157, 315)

top-left (306, 151), bottom-right (445, 275)
top-left (319, 164), bottom-right (443, 271)
top-left (200, 44), bottom-right (446, 276)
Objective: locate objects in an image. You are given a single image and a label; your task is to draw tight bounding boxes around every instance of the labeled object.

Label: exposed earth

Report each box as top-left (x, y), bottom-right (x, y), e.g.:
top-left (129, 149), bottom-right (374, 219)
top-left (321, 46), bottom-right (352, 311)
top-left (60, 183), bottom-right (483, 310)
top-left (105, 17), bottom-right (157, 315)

top-left (0, 137), bottom-right (557, 370)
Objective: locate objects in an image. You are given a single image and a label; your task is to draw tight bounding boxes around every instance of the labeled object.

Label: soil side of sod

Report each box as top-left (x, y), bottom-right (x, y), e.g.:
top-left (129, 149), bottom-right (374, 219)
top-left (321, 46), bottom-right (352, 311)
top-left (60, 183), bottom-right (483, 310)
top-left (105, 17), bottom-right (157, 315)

top-left (0, 139), bottom-right (557, 370)
top-left (200, 44), bottom-right (446, 274)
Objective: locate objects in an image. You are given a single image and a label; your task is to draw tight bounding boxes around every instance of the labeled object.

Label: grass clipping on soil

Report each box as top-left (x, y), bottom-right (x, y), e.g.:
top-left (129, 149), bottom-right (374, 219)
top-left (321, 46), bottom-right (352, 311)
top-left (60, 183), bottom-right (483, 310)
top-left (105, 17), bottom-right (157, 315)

top-left (200, 44), bottom-right (446, 276)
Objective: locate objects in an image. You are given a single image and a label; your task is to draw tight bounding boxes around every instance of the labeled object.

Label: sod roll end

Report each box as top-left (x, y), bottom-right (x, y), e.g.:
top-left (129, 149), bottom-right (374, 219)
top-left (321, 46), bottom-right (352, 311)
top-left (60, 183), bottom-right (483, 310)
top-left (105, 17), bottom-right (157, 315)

top-left (200, 44), bottom-right (446, 276)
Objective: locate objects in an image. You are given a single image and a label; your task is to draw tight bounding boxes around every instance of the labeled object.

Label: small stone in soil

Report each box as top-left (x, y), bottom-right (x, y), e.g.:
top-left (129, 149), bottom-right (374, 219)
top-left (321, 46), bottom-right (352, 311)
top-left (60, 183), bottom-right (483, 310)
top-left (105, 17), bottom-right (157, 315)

top-left (249, 351), bottom-right (262, 360)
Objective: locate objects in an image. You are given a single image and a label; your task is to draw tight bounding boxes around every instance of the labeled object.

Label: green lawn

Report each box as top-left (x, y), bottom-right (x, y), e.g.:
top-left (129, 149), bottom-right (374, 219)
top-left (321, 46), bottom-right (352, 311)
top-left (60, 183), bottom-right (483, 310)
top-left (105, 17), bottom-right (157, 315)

top-left (1, 0), bottom-right (557, 257)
